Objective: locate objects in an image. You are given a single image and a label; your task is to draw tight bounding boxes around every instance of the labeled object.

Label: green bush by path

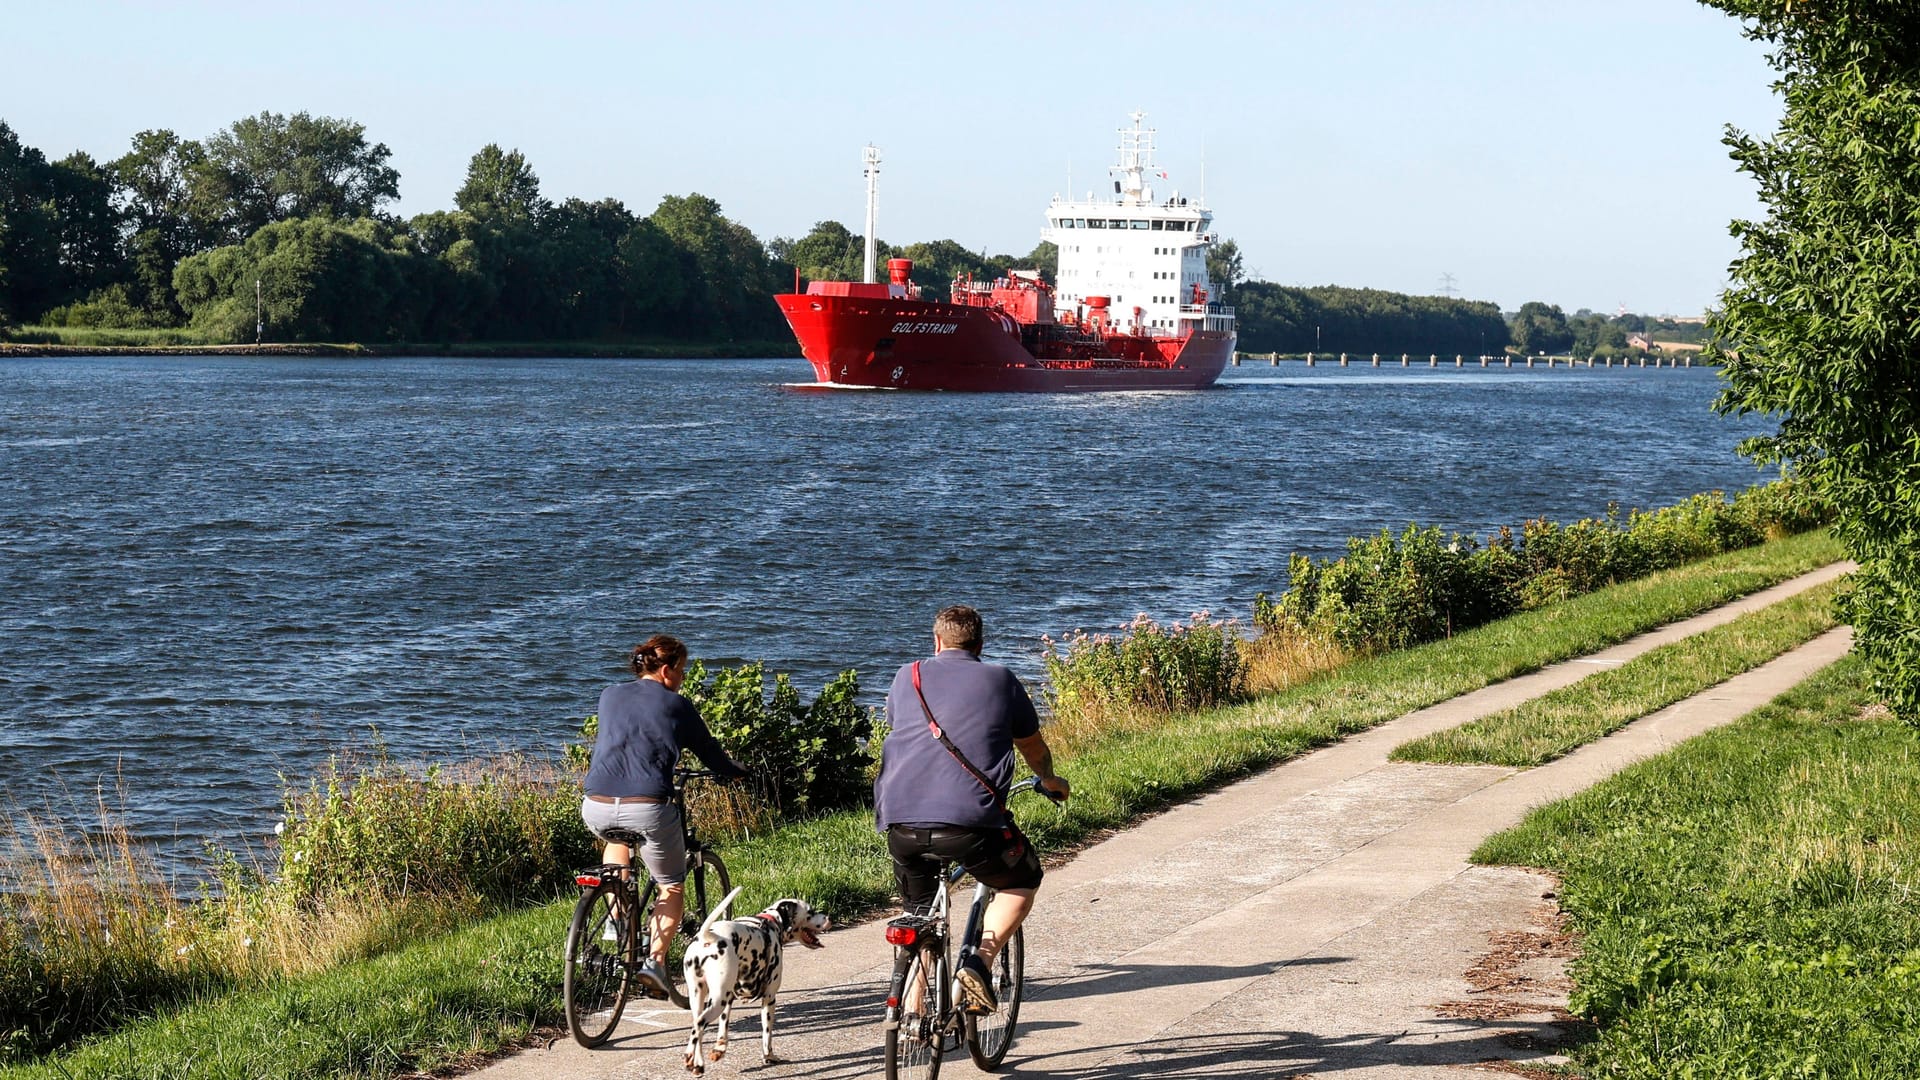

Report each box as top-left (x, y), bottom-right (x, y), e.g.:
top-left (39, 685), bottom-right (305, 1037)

top-left (1475, 656), bottom-right (1920, 1078)
top-left (1392, 578), bottom-right (1844, 767)
top-left (0, 530), bottom-right (1846, 1080)
top-left (1259, 479), bottom-right (1827, 655)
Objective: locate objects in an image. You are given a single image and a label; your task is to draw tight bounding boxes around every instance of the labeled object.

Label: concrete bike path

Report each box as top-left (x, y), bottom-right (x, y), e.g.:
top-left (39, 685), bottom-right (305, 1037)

top-left (473, 562), bottom-right (1852, 1080)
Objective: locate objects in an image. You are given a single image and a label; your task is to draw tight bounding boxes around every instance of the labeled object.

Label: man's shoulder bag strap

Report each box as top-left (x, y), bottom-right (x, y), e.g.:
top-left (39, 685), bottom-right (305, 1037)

top-left (910, 660), bottom-right (1012, 826)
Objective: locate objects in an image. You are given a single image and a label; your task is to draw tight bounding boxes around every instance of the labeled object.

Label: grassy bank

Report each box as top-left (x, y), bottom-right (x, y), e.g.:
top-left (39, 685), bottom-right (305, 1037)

top-left (1392, 577), bottom-right (1844, 766)
top-left (1, 530), bottom-right (1846, 1079)
top-left (1474, 655), bottom-right (1920, 1078)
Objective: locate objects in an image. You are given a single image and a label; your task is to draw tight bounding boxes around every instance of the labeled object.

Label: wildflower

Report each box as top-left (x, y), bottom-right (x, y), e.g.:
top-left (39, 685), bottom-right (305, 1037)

top-left (176, 944), bottom-right (193, 956)
top-left (292, 851), bottom-right (303, 863)
top-left (274, 820), bottom-right (286, 835)
top-left (242, 936), bottom-right (254, 948)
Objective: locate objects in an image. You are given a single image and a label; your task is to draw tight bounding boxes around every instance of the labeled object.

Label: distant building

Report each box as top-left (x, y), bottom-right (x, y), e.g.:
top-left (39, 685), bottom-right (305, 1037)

top-left (1627, 332), bottom-right (1655, 351)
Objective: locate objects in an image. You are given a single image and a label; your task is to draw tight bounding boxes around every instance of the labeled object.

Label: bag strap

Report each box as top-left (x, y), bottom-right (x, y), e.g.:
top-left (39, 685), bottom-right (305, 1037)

top-left (911, 661), bottom-right (1010, 822)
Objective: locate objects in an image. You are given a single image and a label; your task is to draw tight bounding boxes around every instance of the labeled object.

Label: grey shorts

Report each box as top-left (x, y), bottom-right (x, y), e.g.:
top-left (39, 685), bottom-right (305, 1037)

top-left (580, 798), bottom-right (687, 886)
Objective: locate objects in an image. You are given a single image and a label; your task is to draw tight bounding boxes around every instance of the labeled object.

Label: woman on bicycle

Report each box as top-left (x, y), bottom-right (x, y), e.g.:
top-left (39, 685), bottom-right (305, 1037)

top-left (582, 634), bottom-right (748, 996)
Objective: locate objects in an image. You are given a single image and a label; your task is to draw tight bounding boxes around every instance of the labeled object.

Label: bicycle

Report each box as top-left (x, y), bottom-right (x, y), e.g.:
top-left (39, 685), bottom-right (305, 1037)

top-left (563, 767), bottom-right (733, 1048)
top-left (881, 776), bottom-right (1063, 1078)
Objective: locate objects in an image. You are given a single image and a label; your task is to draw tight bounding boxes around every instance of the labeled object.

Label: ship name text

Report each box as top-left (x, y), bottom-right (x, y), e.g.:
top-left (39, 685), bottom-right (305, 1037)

top-left (890, 321), bottom-right (961, 334)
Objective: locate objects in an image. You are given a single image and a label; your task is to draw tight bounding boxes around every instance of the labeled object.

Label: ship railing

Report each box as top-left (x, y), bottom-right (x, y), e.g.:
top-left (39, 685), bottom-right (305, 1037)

top-left (1179, 303), bottom-right (1236, 318)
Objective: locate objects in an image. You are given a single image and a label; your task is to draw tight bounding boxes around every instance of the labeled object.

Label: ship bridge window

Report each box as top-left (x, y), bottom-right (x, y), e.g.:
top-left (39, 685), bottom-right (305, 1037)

top-left (1151, 219), bottom-right (1164, 230)
top-left (1107, 219), bottom-right (1124, 229)
top-left (1129, 220), bottom-right (1148, 229)
top-left (1057, 218), bottom-right (1074, 228)
top-left (1074, 218), bottom-right (1087, 227)
top-left (1087, 219), bottom-right (1106, 229)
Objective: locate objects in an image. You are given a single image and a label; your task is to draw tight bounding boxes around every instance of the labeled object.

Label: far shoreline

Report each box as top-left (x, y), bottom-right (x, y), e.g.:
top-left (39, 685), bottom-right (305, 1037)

top-left (0, 340), bottom-right (804, 360)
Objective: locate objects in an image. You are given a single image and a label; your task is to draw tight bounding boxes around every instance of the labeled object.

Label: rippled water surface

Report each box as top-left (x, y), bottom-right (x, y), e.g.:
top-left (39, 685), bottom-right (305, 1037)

top-left (1, 356), bottom-right (1776, 856)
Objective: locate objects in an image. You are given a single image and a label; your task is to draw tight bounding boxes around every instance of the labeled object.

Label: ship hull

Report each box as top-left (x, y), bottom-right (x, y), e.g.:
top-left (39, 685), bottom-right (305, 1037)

top-left (776, 294), bottom-right (1233, 392)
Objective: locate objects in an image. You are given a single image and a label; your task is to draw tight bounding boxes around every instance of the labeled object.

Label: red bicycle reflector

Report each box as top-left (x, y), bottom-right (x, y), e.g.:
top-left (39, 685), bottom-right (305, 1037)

top-left (884, 925), bottom-right (918, 946)
top-left (886, 996), bottom-right (900, 1009)
top-left (574, 874), bottom-right (603, 887)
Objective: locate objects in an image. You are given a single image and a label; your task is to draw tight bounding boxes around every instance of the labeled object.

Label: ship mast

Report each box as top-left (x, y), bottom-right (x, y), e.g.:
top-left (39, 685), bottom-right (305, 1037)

top-left (862, 145), bottom-right (881, 284)
top-left (1110, 111), bottom-right (1156, 206)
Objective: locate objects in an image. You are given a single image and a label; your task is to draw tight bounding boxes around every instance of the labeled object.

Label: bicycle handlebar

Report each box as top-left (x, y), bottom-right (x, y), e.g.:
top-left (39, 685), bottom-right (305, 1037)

top-left (1012, 775), bottom-right (1068, 805)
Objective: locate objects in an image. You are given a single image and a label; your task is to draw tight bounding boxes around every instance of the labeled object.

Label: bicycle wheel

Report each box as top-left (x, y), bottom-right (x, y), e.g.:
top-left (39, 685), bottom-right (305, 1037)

top-left (563, 881), bottom-right (635, 1048)
top-left (637, 849), bottom-right (731, 1009)
top-left (965, 926), bottom-right (1024, 1070)
top-left (885, 941), bottom-right (946, 1080)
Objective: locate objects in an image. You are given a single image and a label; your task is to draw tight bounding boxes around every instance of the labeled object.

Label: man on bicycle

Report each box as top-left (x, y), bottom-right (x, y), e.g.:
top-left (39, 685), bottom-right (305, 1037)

top-left (874, 605), bottom-right (1070, 1015)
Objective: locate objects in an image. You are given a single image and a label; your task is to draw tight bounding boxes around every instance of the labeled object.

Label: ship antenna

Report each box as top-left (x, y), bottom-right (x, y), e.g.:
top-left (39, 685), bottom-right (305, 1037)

top-left (862, 144), bottom-right (881, 284)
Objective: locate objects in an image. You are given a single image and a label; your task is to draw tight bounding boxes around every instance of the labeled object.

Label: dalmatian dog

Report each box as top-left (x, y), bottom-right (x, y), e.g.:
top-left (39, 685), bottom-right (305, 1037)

top-left (682, 886), bottom-right (830, 1074)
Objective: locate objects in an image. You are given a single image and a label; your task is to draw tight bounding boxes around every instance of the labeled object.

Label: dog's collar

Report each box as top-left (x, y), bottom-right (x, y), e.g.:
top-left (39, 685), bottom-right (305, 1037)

top-left (756, 913), bottom-right (782, 925)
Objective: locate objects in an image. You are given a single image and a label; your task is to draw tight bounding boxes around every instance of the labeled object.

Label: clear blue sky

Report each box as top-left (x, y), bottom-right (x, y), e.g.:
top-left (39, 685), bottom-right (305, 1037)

top-left (4, 1), bottom-right (1779, 317)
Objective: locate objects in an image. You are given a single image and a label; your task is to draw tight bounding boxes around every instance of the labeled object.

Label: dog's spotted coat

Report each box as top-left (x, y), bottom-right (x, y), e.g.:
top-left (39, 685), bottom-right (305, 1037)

top-left (681, 888), bottom-right (829, 1074)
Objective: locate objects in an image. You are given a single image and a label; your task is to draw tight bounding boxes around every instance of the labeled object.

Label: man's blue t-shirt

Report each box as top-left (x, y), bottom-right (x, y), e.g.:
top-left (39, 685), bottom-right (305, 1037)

top-left (874, 648), bottom-right (1040, 831)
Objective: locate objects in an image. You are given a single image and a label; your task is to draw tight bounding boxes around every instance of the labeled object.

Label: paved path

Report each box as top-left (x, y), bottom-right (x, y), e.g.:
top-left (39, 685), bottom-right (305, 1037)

top-left (476, 563), bottom-right (1853, 1080)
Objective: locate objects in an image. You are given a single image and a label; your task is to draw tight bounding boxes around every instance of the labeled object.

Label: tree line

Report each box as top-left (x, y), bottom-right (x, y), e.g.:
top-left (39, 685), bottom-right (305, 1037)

top-left (0, 114), bottom-right (796, 343)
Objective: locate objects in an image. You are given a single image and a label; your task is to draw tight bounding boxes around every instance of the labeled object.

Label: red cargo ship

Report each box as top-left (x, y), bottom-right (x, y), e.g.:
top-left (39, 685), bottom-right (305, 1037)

top-left (776, 114), bottom-right (1236, 392)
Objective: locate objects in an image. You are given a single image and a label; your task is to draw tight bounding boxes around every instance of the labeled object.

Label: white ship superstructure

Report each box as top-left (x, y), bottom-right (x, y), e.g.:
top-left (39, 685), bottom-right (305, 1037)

top-left (1041, 111), bottom-right (1233, 336)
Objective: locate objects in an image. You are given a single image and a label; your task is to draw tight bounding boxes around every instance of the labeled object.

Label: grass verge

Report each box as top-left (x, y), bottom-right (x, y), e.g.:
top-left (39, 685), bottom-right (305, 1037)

top-left (3, 530), bottom-right (1845, 1079)
top-left (1473, 655), bottom-right (1920, 1078)
top-left (1391, 578), bottom-right (1844, 767)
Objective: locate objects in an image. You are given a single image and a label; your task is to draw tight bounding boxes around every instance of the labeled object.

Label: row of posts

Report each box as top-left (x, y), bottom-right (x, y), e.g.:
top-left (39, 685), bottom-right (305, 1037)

top-left (1230, 352), bottom-right (1696, 369)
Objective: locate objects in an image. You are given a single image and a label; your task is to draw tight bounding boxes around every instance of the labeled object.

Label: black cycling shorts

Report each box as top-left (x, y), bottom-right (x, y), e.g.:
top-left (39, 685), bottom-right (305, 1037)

top-left (887, 823), bottom-right (1043, 913)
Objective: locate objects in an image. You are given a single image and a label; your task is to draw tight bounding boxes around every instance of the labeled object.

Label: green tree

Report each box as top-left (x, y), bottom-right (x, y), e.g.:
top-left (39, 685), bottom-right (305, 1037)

top-left (649, 192), bottom-right (780, 339)
top-left (454, 144), bottom-right (546, 222)
top-left (1510, 300), bottom-right (1573, 354)
top-left (1022, 239), bottom-right (1058, 284)
top-left (1206, 237), bottom-right (1244, 296)
top-left (1703, 0), bottom-right (1920, 719)
top-left (617, 217), bottom-right (692, 332)
top-left (174, 216), bottom-right (417, 343)
top-left (779, 220), bottom-right (864, 283)
top-left (113, 129), bottom-right (216, 318)
top-left (541, 196), bottom-right (635, 337)
top-left (198, 112), bottom-right (400, 242)
top-left (46, 152), bottom-right (125, 305)
top-left (0, 121), bottom-right (63, 321)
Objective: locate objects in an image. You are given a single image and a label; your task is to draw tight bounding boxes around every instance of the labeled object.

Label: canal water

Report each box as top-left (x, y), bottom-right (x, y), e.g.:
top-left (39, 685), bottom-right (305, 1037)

top-left (0, 356), bottom-right (1776, 859)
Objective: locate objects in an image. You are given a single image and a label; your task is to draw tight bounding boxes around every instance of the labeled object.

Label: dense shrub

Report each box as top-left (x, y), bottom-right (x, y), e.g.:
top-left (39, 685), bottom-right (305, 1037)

top-left (1042, 613), bottom-right (1246, 738)
top-left (1258, 479), bottom-right (1828, 655)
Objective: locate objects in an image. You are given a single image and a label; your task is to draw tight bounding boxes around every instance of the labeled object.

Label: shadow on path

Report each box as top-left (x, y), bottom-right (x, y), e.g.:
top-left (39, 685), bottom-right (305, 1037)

top-left (996, 1021), bottom-right (1591, 1078)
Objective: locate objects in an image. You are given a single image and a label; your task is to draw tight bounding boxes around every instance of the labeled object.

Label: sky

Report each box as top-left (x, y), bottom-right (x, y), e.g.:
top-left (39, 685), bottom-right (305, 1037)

top-left (3, 1), bottom-right (1782, 317)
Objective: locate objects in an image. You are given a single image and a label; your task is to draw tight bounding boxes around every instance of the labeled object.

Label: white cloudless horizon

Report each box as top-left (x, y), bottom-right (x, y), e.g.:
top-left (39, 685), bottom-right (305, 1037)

top-left (2, 0), bottom-right (1781, 317)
